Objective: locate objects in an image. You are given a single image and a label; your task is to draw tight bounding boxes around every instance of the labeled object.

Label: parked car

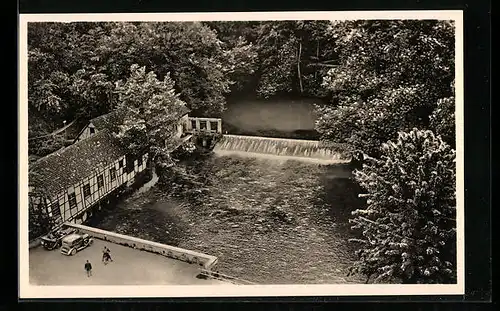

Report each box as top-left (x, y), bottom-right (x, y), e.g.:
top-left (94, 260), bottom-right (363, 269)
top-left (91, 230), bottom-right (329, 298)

top-left (60, 232), bottom-right (94, 256)
top-left (40, 227), bottom-right (77, 250)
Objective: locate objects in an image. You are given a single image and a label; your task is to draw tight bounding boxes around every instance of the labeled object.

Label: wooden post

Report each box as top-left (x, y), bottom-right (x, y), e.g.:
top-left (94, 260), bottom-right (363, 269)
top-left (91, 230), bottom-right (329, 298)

top-left (206, 119), bottom-right (211, 132)
top-left (195, 119), bottom-right (200, 132)
top-left (217, 119), bottom-right (222, 133)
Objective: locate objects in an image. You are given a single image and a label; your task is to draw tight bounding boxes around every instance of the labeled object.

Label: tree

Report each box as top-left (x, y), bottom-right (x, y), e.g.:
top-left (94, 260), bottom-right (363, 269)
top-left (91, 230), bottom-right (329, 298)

top-left (316, 20), bottom-right (455, 156)
top-left (27, 21), bottom-right (236, 153)
top-left (221, 36), bottom-right (259, 93)
top-left (28, 23), bottom-right (112, 123)
top-left (253, 21), bottom-right (336, 98)
top-left (69, 69), bottom-right (117, 120)
top-left (204, 21), bottom-right (260, 94)
top-left (28, 171), bottom-right (56, 240)
top-left (430, 93), bottom-right (456, 148)
top-left (114, 64), bottom-right (188, 171)
top-left (29, 198), bottom-right (55, 240)
top-left (98, 22), bottom-right (234, 117)
top-left (349, 128), bottom-right (456, 284)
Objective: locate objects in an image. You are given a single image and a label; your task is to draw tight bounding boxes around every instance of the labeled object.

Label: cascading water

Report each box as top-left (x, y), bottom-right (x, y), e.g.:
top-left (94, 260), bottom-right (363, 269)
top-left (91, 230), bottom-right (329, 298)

top-left (213, 134), bottom-right (352, 164)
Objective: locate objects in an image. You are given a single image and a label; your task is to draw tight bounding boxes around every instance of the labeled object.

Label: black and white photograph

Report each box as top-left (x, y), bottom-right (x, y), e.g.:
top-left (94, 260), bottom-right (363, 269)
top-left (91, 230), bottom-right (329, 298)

top-left (18, 11), bottom-right (464, 298)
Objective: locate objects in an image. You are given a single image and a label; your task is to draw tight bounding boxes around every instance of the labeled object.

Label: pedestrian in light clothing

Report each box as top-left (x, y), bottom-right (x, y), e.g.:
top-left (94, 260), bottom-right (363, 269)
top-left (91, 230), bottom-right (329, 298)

top-left (84, 260), bottom-right (92, 277)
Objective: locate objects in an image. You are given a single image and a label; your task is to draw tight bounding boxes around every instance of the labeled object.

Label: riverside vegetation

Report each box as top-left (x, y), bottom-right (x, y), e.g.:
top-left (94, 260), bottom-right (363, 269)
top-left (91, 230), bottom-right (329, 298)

top-left (29, 20), bottom-right (456, 284)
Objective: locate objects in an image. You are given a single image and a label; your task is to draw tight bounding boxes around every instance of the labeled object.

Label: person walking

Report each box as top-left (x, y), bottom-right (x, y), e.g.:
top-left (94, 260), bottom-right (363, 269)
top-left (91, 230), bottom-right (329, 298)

top-left (84, 260), bottom-right (92, 277)
top-left (102, 246), bottom-right (113, 264)
top-left (105, 246), bottom-right (113, 262)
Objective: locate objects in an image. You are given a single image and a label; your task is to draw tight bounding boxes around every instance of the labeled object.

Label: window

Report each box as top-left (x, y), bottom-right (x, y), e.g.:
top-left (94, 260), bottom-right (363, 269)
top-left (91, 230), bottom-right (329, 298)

top-left (110, 168), bottom-right (116, 181)
top-left (200, 120), bottom-right (207, 130)
top-left (51, 200), bottom-right (61, 217)
top-left (89, 127), bottom-right (95, 134)
top-left (97, 175), bottom-right (104, 189)
top-left (119, 159), bottom-right (124, 168)
top-left (125, 154), bottom-right (135, 173)
top-left (83, 184), bottom-right (91, 198)
top-left (68, 192), bottom-right (77, 209)
top-left (137, 156), bottom-right (143, 167)
top-left (191, 119), bottom-right (197, 130)
top-left (210, 121), bottom-right (218, 132)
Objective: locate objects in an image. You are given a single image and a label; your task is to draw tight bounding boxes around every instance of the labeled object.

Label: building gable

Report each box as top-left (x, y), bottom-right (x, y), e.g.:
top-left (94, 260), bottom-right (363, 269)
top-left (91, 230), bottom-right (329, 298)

top-left (74, 106), bottom-right (191, 142)
top-left (30, 129), bottom-right (127, 198)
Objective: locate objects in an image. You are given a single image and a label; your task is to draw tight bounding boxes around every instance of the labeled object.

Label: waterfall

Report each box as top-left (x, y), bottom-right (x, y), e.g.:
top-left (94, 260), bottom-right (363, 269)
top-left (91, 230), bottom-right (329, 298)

top-left (213, 135), bottom-right (351, 164)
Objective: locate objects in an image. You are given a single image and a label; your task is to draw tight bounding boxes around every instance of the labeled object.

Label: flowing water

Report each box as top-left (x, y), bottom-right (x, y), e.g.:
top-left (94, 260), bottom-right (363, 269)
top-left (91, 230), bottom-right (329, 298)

top-left (88, 98), bottom-right (365, 284)
top-left (89, 154), bottom-right (365, 284)
top-left (214, 134), bottom-right (351, 164)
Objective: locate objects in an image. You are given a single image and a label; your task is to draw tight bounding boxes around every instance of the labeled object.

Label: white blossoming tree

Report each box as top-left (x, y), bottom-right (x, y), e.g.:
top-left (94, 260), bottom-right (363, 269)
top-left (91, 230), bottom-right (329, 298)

top-left (349, 128), bottom-right (457, 284)
top-left (430, 95), bottom-right (456, 148)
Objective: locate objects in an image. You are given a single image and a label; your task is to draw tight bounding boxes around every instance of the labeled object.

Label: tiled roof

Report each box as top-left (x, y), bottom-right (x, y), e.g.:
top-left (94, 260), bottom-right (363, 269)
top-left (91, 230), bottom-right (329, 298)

top-left (91, 106), bottom-right (190, 131)
top-left (30, 105), bottom-right (190, 198)
top-left (29, 129), bottom-right (126, 198)
top-left (178, 105), bottom-right (190, 118)
top-left (90, 109), bottom-right (128, 131)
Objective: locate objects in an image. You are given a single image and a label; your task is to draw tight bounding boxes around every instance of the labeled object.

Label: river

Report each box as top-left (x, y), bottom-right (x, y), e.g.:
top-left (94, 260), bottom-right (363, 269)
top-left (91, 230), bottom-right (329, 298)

top-left (88, 98), bottom-right (365, 284)
top-left (222, 97), bottom-right (321, 139)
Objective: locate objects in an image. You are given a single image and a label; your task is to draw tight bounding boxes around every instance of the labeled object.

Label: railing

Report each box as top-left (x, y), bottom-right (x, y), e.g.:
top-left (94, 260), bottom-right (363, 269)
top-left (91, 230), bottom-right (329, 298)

top-left (186, 117), bottom-right (222, 134)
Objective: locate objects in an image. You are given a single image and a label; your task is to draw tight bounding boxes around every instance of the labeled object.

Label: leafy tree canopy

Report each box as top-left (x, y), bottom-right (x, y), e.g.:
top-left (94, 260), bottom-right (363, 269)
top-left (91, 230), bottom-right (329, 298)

top-left (114, 64), bottom-right (188, 169)
top-left (315, 20), bottom-right (455, 156)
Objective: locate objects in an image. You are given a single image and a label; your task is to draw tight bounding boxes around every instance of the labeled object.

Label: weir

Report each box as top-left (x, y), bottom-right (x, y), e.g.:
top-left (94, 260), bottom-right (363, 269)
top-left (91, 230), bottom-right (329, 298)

top-left (213, 134), bottom-right (352, 164)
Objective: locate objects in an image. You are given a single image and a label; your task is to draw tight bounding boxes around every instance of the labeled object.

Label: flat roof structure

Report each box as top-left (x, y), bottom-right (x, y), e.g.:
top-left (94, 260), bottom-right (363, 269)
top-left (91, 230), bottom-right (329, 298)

top-left (29, 239), bottom-right (228, 286)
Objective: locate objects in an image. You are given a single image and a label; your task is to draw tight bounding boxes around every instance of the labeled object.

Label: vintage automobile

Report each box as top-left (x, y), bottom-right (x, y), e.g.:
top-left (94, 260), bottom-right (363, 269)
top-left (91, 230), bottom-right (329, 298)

top-left (40, 227), bottom-right (77, 250)
top-left (60, 232), bottom-right (94, 256)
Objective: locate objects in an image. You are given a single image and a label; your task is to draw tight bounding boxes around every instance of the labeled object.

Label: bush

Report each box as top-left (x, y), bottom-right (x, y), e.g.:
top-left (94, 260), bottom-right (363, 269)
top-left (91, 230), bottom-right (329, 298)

top-left (349, 128), bottom-right (457, 284)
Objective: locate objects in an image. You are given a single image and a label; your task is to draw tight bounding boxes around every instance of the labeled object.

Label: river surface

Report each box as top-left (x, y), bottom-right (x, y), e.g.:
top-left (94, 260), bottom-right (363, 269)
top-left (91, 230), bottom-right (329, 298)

top-left (88, 98), bottom-right (365, 284)
top-left (222, 97), bottom-right (321, 138)
top-left (88, 155), bottom-right (365, 284)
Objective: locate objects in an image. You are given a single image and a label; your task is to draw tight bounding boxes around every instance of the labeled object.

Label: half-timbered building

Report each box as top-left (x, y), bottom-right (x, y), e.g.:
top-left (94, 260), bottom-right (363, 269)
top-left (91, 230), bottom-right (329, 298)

top-left (28, 104), bottom-right (223, 240)
top-left (28, 105), bottom-right (191, 230)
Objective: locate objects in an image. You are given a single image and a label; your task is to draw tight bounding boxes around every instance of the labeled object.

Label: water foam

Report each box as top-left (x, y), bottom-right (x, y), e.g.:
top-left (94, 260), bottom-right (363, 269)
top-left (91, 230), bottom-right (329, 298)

top-left (213, 135), bottom-right (351, 164)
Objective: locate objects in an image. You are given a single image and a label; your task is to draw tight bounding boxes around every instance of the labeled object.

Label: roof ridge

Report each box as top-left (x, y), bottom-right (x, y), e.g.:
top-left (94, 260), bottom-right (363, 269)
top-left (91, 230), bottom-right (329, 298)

top-left (29, 127), bottom-right (127, 197)
top-left (31, 129), bottom-right (112, 169)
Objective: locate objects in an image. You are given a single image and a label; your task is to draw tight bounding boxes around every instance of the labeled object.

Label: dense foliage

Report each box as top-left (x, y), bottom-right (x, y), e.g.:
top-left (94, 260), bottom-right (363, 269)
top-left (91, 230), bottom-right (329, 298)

top-left (350, 129), bottom-right (456, 283)
top-left (114, 64), bottom-right (188, 170)
top-left (206, 20), bottom-right (337, 98)
top-left (315, 20), bottom-right (455, 156)
top-left (28, 21), bottom-right (456, 157)
top-left (28, 170), bottom-right (56, 240)
top-left (430, 94), bottom-right (456, 148)
top-left (28, 21), bottom-right (458, 284)
top-left (29, 202), bottom-right (54, 241)
top-left (27, 21), bottom-right (258, 156)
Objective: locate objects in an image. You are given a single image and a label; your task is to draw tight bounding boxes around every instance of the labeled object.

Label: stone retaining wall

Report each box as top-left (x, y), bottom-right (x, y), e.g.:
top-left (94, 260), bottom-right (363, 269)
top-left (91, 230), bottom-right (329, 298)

top-left (29, 237), bottom-right (42, 249)
top-left (63, 223), bottom-right (218, 270)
